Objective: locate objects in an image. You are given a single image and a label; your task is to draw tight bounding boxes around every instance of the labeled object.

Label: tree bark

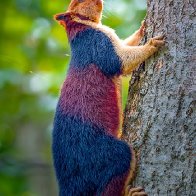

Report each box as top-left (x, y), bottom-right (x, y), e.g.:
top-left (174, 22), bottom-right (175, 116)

top-left (122, 0), bottom-right (195, 195)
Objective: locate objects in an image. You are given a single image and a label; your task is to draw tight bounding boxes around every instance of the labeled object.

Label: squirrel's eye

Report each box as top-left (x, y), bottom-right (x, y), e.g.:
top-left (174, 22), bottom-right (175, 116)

top-left (78, 0), bottom-right (85, 2)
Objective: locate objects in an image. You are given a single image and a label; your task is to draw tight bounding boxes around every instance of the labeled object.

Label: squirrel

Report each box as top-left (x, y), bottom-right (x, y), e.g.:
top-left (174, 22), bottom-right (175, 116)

top-left (52, 0), bottom-right (164, 195)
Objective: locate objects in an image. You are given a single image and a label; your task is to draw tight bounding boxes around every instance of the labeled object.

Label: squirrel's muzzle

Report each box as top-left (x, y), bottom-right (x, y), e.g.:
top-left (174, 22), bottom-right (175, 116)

top-left (54, 13), bottom-right (66, 21)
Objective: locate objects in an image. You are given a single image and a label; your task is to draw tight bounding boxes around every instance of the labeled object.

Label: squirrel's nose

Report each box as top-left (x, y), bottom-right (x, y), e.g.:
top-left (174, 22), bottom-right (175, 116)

top-left (55, 13), bottom-right (65, 21)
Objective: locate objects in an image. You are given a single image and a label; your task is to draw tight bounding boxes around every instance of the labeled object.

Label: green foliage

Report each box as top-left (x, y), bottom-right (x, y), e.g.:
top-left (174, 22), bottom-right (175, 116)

top-left (0, 0), bottom-right (146, 195)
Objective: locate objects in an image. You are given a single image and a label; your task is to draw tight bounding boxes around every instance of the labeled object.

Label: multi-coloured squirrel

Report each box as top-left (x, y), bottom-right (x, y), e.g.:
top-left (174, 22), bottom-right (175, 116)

top-left (52, 0), bottom-right (164, 195)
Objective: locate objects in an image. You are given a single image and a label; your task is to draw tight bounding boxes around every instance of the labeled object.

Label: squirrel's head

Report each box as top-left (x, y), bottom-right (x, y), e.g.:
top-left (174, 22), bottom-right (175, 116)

top-left (68, 0), bottom-right (103, 23)
top-left (55, 0), bottom-right (103, 26)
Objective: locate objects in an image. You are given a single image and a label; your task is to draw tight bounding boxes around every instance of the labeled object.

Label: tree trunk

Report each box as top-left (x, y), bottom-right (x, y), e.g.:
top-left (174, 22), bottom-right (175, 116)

top-left (122, 0), bottom-right (195, 195)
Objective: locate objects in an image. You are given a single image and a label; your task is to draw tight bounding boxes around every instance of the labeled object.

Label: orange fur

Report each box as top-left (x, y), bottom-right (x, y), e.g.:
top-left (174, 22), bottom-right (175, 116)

top-left (67, 0), bottom-right (103, 23)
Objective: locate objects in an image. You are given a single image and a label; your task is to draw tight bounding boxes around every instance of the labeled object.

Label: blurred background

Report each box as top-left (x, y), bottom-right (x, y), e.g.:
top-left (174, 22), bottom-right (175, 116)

top-left (0, 0), bottom-right (146, 195)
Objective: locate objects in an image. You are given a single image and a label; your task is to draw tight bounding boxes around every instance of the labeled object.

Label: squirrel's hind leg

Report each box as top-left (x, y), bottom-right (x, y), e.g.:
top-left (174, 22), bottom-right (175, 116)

top-left (101, 172), bottom-right (130, 196)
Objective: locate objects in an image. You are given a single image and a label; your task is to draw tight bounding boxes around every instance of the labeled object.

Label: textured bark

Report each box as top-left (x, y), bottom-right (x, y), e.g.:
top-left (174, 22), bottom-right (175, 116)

top-left (122, 0), bottom-right (196, 195)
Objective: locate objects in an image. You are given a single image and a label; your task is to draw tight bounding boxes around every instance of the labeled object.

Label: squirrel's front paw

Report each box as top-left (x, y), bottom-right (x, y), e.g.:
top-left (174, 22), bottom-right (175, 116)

top-left (147, 35), bottom-right (165, 49)
top-left (138, 20), bottom-right (146, 38)
top-left (125, 186), bottom-right (148, 196)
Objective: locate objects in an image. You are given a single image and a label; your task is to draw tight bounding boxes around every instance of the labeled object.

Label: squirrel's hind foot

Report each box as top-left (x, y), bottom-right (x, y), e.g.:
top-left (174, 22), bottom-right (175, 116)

top-left (125, 186), bottom-right (148, 196)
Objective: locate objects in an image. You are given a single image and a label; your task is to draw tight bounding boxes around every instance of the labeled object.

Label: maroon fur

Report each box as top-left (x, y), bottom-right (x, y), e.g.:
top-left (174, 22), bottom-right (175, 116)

top-left (56, 13), bottom-right (89, 40)
top-left (102, 171), bottom-right (129, 196)
top-left (59, 65), bottom-right (119, 136)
